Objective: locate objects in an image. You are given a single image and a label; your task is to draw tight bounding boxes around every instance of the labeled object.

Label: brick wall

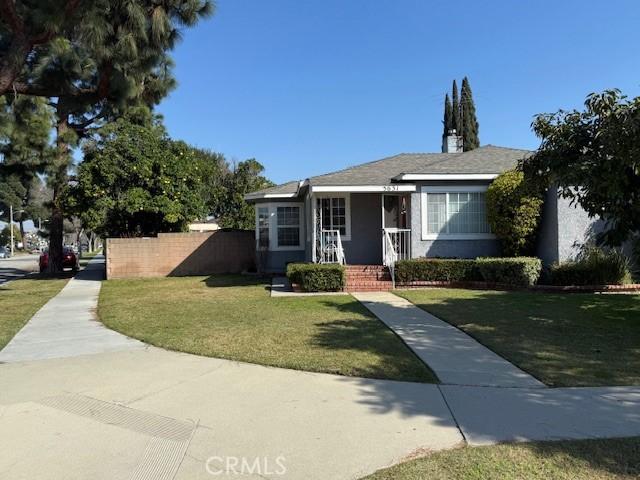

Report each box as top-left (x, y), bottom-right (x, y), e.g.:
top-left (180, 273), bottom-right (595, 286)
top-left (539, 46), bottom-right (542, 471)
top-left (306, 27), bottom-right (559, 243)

top-left (105, 231), bottom-right (255, 279)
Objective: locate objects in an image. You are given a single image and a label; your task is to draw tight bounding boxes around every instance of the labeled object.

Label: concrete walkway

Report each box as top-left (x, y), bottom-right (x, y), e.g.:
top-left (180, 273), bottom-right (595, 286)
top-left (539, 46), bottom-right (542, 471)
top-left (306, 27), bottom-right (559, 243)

top-left (353, 292), bottom-right (545, 388)
top-left (0, 256), bottom-right (143, 363)
top-left (0, 347), bottom-right (463, 480)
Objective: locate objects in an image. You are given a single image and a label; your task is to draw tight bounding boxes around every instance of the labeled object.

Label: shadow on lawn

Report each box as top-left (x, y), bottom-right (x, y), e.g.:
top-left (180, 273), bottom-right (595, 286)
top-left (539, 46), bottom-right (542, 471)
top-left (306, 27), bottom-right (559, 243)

top-left (310, 299), bottom-right (438, 384)
top-left (400, 289), bottom-right (640, 387)
top-left (201, 274), bottom-right (270, 289)
top-left (521, 437), bottom-right (640, 478)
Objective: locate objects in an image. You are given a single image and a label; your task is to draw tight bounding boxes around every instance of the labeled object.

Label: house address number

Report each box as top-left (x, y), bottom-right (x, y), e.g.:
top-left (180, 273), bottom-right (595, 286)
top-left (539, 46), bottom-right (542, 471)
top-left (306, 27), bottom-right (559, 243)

top-left (383, 185), bottom-right (400, 191)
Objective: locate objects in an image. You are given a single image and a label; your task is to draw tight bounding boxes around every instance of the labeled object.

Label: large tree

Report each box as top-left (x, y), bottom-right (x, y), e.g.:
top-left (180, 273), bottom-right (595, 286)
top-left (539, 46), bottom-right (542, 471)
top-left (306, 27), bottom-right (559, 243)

top-left (3, 0), bottom-right (213, 271)
top-left (0, 95), bottom-right (54, 238)
top-left (460, 76), bottom-right (479, 151)
top-left (67, 119), bottom-right (212, 237)
top-left (526, 89), bottom-right (640, 246)
top-left (451, 80), bottom-right (461, 134)
top-left (219, 159), bottom-right (274, 230)
top-left (442, 93), bottom-right (453, 138)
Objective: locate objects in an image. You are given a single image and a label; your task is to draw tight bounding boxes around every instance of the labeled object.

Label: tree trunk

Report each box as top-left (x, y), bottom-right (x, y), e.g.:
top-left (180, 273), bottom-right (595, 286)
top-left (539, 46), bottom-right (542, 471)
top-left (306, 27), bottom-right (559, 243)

top-left (0, 36), bottom-right (30, 96)
top-left (47, 112), bottom-right (70, 273)
top-left (19, 219), bottom-right (25, 247)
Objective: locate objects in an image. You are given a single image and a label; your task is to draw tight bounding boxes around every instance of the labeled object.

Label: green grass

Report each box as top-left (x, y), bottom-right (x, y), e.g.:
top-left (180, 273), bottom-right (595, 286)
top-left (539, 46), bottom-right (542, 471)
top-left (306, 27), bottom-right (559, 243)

top-left (363, 437), bottom-right (640, 480)
top-left (0, 277), bottom-right (69, 349)
top-left (396, 288), bottom-right (640, 387)
top-left (98, 275), bottom-right (437, 382)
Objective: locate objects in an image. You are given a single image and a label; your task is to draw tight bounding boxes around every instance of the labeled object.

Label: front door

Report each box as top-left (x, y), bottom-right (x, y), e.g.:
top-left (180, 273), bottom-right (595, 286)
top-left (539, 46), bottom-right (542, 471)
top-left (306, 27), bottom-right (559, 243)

top-left (382, 194), bottom-right (411, 261)
top-left (382, 195), bottom-right (409, 229)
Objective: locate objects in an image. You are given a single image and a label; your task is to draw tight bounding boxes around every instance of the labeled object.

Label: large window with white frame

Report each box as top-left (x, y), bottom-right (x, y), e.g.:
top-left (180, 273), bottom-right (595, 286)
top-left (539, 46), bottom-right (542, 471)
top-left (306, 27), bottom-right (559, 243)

top-left (255, 203), bottom-right (304, 250)
top-left (421, 186), bottom-right (493, 240)
top-left (315, 194), bottom-right (351, 240)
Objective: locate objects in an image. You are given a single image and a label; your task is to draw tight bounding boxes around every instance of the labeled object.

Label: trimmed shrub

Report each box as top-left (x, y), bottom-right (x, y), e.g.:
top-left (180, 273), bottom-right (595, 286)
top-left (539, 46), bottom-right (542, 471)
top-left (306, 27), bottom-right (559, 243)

top-left (476, 257), bottom-right (542, 287)
top-left (286, 263), bottom-right (345, 292)
top-left (395, 258), bottom-right (482, 283)
top-left (486, 170), bottom-right (544, 257)
top-left (550, 247), bottom-right (633, 286)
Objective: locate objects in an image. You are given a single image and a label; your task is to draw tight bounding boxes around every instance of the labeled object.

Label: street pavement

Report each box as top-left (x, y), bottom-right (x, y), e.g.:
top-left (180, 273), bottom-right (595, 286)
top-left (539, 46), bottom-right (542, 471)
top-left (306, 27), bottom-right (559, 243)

top-left (0, 254), bottom-right (39, 285)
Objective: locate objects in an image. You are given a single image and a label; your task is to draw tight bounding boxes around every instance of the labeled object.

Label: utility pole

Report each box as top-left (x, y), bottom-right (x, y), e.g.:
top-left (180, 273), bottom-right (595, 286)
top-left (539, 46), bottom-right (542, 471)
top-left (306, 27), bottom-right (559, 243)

top-left (10, 204), bottom-right (13, 256)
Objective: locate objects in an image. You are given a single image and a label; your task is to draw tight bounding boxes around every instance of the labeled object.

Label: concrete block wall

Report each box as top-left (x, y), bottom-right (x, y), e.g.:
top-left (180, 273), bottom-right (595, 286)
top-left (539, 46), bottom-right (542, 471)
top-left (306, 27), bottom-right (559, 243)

top-left (106, 231), bottom-right (255, 279)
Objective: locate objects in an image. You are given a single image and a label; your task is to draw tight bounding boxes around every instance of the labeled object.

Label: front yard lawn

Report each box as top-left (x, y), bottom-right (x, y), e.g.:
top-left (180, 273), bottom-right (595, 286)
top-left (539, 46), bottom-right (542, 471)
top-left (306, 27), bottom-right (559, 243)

top-left (363, 437), bottom-right (640, 480)
top-left (98, 275), bottom-right (437, 383)
top-left (396, 289), bottom-right (640, 387)
top-left (0, 277), bottom-right (69, 349)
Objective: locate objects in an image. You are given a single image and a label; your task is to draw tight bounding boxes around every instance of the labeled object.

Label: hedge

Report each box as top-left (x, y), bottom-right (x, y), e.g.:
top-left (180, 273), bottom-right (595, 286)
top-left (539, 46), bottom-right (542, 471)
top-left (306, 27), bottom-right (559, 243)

top-left (476, 257), bottom-right (542, 287)
top-left (395, 257), bottom-right (542, 287)
top-left (286, 263), bottom-right (346, 292)
top-left (395, 258), bottom-right (481, 283)
top-left (550, 248), bottom-right (633, 286)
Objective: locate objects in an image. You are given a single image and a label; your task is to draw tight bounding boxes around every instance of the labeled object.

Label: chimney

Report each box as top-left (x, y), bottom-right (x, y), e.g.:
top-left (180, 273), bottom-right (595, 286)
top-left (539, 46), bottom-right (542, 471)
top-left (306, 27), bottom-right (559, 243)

top-left (442, 129), bottom-right (463, 153)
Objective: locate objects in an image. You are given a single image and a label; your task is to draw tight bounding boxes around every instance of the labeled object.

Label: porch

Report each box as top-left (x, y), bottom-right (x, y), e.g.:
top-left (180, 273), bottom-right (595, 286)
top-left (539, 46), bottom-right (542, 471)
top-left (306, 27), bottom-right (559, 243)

top-left (312, 192), bottom-right (412, 266)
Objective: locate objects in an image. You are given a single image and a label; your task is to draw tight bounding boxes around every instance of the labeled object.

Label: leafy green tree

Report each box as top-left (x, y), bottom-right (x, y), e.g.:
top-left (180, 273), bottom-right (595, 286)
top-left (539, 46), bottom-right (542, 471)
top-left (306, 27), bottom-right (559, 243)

top-left (527, 89), bottom-right (640, 246)
top-left (67, 119), bottom-right (211, 237)
top-left (0, 95), bottom-right (54, 238)
top-left (460, 77), bottom-right (479, 151)
top-left (487, 170), bottom-right (544, 256)
top-left (442, 93), bottom-right (453, 138)
top-left (451, 80), bottom-right (461, 133)
top-left (219, 159), bottom-right (274, 229)
top-left (0, 224), bottom-right (22, 248)
top-left (3, 0), bottom-right (213, 271)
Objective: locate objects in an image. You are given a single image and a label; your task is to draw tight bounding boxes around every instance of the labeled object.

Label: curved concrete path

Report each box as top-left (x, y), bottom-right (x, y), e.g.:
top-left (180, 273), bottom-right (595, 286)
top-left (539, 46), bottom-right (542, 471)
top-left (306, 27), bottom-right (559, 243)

top-left (0, 256), bottom-right (144, 363)
top-left (353, 292), bottom-right (545, 388)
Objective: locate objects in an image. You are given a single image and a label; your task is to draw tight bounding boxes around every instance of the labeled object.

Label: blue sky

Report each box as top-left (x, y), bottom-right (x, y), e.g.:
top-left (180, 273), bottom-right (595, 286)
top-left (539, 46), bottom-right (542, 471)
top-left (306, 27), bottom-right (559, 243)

top-left (157, 0), bottom-right (640, 184)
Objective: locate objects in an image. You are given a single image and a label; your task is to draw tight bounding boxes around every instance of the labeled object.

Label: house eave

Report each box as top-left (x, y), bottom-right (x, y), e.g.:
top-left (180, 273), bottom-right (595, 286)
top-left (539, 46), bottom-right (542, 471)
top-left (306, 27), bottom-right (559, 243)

top-left (393, 173), bottom-right (499, 181)
top-left (310, 185), bottom-right (416, 193)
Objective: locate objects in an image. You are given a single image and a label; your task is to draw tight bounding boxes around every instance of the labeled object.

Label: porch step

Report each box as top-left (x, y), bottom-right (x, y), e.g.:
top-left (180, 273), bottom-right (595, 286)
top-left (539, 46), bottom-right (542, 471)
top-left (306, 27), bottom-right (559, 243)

top-left (345, 264), bottom-right (394, 292)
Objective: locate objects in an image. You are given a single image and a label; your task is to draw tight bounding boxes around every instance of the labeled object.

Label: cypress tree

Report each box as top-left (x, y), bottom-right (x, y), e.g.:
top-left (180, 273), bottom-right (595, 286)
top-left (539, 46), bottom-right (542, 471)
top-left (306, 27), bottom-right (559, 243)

top-left (442, 93), bottom-right (453, 138)
top-left (451, 80), bottom-right (461, 134)
top-left (461, 77), bottom-right (480, 151)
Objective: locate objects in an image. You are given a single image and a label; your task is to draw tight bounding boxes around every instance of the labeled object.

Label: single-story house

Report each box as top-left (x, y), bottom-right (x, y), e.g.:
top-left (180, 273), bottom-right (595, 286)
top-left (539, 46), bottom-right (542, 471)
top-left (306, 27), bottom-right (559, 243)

top-left (245, 134), bottom-right (601, 273)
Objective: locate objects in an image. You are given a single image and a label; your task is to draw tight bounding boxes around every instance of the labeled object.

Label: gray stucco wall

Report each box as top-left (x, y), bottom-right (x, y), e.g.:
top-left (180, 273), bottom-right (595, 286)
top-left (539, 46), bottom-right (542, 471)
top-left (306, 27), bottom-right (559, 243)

top-left (342, 193), bottom-right (383, 264)
top-left (410, 181), bottom-right (501, 259)
top-left (557, 195), bottom-right (606, 262)
top-left (263, 250), bottom-right (305, 273)
top-left (535, 188), bottom-right (560, 265)
top-left (535, 187), bottom-right (607, 265)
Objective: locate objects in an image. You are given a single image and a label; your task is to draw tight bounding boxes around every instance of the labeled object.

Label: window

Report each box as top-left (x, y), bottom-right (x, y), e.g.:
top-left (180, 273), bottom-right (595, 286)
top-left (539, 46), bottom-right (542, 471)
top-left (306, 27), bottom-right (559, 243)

top-left (317, 196), bottom-right (349, 238)
top-left (255, 203), bottom-right (304, 251)
top-left (421, 187), bottom-right (493, 239)
top-left (257, 207), bottom-right (269, 248)
top-left (276, 206), bottom-right (301, 247)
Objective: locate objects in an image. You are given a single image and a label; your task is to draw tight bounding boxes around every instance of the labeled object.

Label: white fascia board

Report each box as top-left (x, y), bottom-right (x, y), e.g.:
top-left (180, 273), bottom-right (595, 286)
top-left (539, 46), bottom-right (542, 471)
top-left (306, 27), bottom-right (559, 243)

top-left (310, 185), bottom-right (416, 193)
top-left (244, 192), bottom-right (298, 200)
top-left (394, 173), bottom-right (499, 181)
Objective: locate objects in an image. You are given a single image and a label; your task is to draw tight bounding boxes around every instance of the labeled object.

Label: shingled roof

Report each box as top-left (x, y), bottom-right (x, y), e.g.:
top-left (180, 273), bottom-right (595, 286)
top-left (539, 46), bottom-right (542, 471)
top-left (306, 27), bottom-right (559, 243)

top-left (247, 145), bottom-right (532, 198)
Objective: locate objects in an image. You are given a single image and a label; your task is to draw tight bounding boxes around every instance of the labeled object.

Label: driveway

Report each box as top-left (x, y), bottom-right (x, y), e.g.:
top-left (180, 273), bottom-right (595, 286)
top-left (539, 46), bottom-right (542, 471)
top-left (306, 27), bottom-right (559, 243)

top-left (0, 254), bottom-right (39, 285)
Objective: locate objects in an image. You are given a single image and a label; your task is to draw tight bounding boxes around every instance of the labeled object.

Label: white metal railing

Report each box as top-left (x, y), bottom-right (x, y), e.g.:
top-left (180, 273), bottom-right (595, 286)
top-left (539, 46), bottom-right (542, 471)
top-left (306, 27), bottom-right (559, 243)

top-left (383, 229), bottom-right (398, 289)
top-left (382, 228), bottom-right (411, 289)
top-left (383, 228), bottom-right (411, 261)
top-left (318, 229), bottom-right (346, 264)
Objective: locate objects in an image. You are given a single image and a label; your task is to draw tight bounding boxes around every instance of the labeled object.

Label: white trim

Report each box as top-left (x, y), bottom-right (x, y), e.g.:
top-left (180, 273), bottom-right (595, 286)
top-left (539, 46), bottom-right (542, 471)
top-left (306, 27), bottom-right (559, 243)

top-left (395, 173), bottom-right (498, 181)
top-left (420, 185), bottom-right (496, 241)
top-left (245, 192), bottom-right (298, 200)
top-left (311, 185), bottom-right (416, 193)
top-left (254, 202), bottom-right (305, 251)
top-left (314, 193), bottom-right (352, 241)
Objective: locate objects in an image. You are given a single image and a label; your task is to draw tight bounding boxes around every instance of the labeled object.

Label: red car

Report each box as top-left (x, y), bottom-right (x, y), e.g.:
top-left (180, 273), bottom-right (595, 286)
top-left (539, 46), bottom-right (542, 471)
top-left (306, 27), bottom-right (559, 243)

top-left (39, 248), bottom-right (79, 273)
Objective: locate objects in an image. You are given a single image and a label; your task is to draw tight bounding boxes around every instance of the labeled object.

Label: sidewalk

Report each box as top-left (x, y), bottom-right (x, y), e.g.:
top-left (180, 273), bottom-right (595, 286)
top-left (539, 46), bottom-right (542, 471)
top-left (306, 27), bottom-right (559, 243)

top-left (353, 292), bottom-right (545, 388)
top-left (0, 256), bottom-right (144, 363)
